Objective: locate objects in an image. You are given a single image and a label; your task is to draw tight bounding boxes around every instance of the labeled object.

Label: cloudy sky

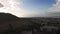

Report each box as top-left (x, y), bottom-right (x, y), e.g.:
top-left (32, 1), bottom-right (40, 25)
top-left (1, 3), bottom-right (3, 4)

top-left (0, 0), bottom-right (60, 17)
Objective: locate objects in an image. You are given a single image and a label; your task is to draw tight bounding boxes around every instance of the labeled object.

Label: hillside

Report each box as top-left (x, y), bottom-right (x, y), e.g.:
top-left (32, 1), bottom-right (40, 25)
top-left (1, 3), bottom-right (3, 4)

top-left (0, 13), bottom-right (60, 34)
top-left (0, 13), bottom-right (19, 22)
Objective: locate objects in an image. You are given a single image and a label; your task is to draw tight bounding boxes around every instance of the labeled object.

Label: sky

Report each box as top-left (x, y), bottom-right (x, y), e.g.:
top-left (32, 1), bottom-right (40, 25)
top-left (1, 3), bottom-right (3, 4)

top-left (0, 0), bottom-right (60, 17)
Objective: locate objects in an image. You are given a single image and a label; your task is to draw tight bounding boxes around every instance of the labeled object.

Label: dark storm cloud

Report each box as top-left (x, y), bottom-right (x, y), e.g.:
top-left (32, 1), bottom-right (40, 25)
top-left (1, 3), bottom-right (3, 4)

top-left (0, 3), bottom-right (4, 8)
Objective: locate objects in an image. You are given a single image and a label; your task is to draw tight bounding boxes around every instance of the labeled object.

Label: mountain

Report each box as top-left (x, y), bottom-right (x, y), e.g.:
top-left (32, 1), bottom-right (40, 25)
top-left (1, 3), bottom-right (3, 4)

top-left (0, 13), bottom-right (19, 22)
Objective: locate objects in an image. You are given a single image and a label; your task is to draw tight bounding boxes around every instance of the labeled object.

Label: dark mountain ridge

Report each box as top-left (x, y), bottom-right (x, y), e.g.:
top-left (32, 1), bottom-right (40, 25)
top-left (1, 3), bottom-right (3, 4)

top-left (0, 13), bottom-right (19, 22)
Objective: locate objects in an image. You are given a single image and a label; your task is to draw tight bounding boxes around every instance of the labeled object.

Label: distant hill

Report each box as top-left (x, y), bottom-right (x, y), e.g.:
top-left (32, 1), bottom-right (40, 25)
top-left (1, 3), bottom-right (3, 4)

top-left (0, 13), bottom-right (19, 22)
